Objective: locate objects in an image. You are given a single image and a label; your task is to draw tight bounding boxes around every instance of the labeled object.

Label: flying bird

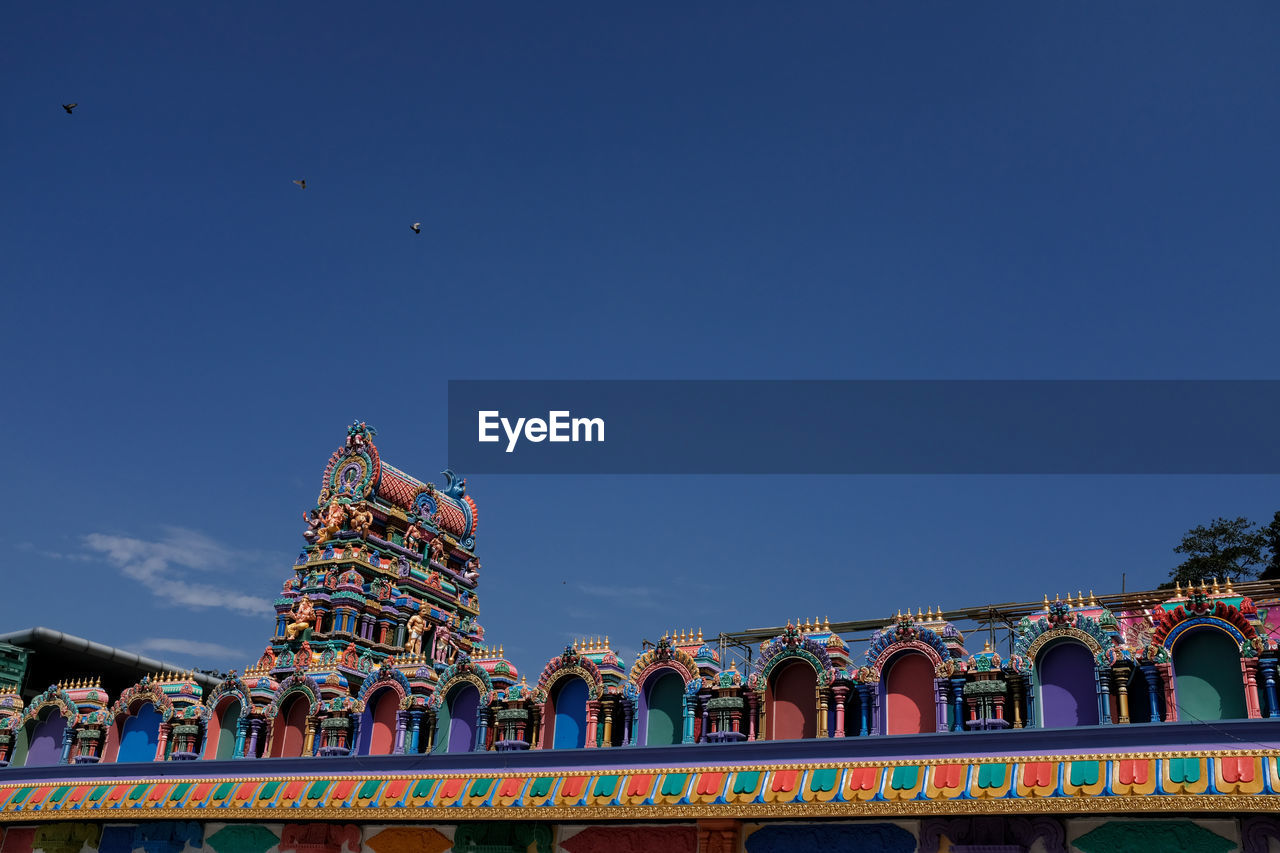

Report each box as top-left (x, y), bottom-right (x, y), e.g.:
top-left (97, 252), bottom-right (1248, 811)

top-left (62, 103), bottom-right (77, 114)
top-left (292, 179), bottom-right (307, 189)
top-left (410, 222), bottom-right (421, 234)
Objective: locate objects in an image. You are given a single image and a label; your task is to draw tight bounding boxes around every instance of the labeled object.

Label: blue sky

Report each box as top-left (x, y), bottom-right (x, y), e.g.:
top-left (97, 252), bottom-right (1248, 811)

top-left (2, 4), bottom-right (1278, 676)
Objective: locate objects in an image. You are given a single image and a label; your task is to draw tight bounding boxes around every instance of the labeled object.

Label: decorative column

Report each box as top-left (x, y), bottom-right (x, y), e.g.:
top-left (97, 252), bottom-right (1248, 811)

top-left (408, 710), bottom-right (423, 754)
top-left (949, 678), bottom-right (965, 732)
top-left (474, 705), bottom-right (489, 752)
top-left (856, 685), bottom-right (872, 736)
top-left (685, 694), bottom-right (699, 743)
top-left (1140, 665), bottom-right (1161, 722)
top-left (1243, 658), bottom-right (1263, 719)
top-left (303, 719), bottom-right (317, 756)
top-left (817, 688), bottom-right (828, 738)
top-left (746, 694), bottom-right (757, 742)
top-left (832, 686), bottom-right (848, 738)
top-left (1159, 662), bottom-right (1177, 721)
top-left (700, 691), bottom-right (711, 743)
top-left (584, 700), bottom-right (600, 748)
top-left (1099, 669), bottom-right (1113, 725)
top-left (233, 717), bottom-right (248, 758)
top-left (1260, 659), bottom-right (1279, 718)
top-left (1115, 670), bottom-right (1130, 724)
top-left (1010, 676), bottom-right (1024, 729)
top-left (245, 719), bottom-right (262, 758)
top-left (152, 723), bottom-right (171, 761)
top-left (394, 710), bottom-right (408, 753)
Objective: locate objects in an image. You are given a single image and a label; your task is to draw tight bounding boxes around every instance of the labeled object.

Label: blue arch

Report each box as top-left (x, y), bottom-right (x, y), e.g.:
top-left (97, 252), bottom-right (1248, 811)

top-left (552, 678), bottom-right (588, 749)
top-left (117, 702), bottom-right (163, 763)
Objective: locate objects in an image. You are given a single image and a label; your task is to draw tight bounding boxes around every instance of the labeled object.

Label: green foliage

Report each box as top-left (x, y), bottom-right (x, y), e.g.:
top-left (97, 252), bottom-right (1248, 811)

top-left (1260, 510), bottom-right (1280, 581)
top-left (1165, 515), bottom-right (1268, 586)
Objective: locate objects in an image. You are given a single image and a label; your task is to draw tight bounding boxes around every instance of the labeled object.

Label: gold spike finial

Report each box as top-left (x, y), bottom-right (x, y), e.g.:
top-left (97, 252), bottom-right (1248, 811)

top-left (697, 628), bottom-right (702, 642)
top-left (1089, 590), bottom-right (1097, 605)
top-left (1175, 580), bottom-right (1183, 596)
top-left (1212, 577), bottom-right (1221, 594)
top-left (1225, 577), bottom-right (1234, 593)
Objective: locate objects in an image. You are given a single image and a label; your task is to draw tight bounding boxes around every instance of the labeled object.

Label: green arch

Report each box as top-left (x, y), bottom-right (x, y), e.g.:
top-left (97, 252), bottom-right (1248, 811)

top-left (1173, 628), bottom-right (1247, 721)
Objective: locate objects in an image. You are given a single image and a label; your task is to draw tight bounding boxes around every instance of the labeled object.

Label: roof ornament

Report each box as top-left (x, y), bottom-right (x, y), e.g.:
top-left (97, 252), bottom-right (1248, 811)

top-left (440, 468), bottom-right (467, 499)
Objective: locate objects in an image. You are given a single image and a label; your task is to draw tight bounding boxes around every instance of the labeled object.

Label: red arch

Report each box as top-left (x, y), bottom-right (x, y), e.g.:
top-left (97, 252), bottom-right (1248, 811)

top-left (884, 651), bottom-right (935, 735)
top-left (367, 688), bottom-right (398, 755)
top-left (270, 694), bottom-right (308, 758)
top-left (767, 660), bottom-right (817, 740)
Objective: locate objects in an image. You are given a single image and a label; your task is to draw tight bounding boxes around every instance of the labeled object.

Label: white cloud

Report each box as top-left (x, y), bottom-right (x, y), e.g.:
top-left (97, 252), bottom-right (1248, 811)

top-left (131, 637), bottom-right (247, 662)
top-left (83, 528), bottom-right (271, 617)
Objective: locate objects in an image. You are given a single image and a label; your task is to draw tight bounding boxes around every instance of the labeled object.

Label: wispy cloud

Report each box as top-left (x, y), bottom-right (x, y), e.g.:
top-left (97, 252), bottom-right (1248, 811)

top-left (83, 528), bottom-right (270, 616)
top-left (576, 583), bottom-right (666, 608)
top-left (131, 637), bottom-right (248, 663)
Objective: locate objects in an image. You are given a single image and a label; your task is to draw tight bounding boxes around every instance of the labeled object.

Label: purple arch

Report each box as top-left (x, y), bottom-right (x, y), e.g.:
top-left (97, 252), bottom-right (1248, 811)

top-left (446, 683), bottom-right (480, 753)
top-left (25, 712), bottom-right (67, 767)
top-left (1039, 640), bottom-right (1100, 728)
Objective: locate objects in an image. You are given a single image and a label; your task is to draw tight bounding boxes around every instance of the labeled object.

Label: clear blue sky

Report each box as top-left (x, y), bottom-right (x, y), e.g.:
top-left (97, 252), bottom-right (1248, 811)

top-left (2, 4), bottom-right (1278, 675)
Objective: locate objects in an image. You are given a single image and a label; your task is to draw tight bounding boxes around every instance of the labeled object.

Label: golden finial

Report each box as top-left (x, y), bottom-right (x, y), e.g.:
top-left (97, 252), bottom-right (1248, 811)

top-left (1089, 590), bottom-right (1097, 606)
top-left (1054, 593), bottom-right (1061, 603)
top-left (1225, 578), bottom-right (1234, 594)
top-left (983, 639), bottom-right (992, 653)
top-left (1175, 580), bottom-right (1183, 596)
top-left (605, 636), bottom-right (610, 648)
top-left (916, 608), bottom-right (923, 620)
top-left (896, 609), bottom-right (902, 619)
top-left (1212, 577), bottom-right (1221, 594)
top-left (696, 629), bottom-right (702, 642)
top-left (1077, 590), bottom-right (1084, 605)
top-left (926, 606), bottom-right (933, 619)
top-left (499, 644), bottom-right (504, 656)
top-left (823, 617), bottom-right (830, 631)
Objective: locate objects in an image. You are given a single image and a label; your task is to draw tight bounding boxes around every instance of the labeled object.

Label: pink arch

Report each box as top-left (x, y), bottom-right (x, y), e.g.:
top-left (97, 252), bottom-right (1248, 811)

top-left (885, 651), bottom-right (935, 735)
top-left (270, 694), bottom-right (308, 758)
top-left (367, 688), bottom-right (398, 755)
top-left (767, 660), bottom-right (817, 740)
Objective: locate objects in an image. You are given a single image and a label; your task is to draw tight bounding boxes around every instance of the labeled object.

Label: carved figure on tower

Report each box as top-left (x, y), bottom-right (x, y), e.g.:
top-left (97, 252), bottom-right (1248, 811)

top-left (404, 518), bottom-right (428, 554)
top-left (302, 508), bottom-right (323, 543)
top-left (314, 498), bottom-right (347, 545)
top-left (434, 619), bottom-right (456, 664)
top-left (405, 611), bottom-right (427, 655)
top-left (347, 502), bottom-right (374, 538)
top-left (285, 597), bottom-right (316, 641)
top-left (428, 535), bottom-right (446, 566)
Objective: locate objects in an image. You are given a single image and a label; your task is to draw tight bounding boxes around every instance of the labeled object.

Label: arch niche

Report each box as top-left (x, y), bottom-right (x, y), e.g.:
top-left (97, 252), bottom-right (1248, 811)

top-left (766, 659), bottom-right (818, 740)
top-left (547, 677), bottom-right (590, 749)
top-left (442, 682), bottom-right (481, 754)
top-left (640, 670), bottom-right (685, 746)
top-left (1037, 639), bottom-right (1101, 728)
top-left (1172, 627), bottom-right (1247, 721)
top-left (115, 702), bottom-right (164, 763)
top-left (882, 650), bottom-right (937, 735)
top-left (269, 693), bottom-right (310, 758)
top-left (356, 687), bottom-right (399, 756)
top-left (205, 697), bottom-right (242, 760)
top-left (22, 709), bottom-right (68, 767)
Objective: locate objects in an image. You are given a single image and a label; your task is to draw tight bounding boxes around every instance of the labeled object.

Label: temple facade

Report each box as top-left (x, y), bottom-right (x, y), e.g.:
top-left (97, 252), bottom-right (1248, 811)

top-left (1, 424), bottom-right (1279, 853)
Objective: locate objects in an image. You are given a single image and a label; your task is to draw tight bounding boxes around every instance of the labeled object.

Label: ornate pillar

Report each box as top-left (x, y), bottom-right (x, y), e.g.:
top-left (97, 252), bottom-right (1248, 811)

top-left (245, 718), bottom-right (261, 758)
top-left (1261, 659), bottom-right (1280, 718)
top-left (584, 700), bottom-right (600, 748)
top-left (474, 705), bottom-right (489, 752)
top-left (700, 691), bottom-right (711, 742)
top-left (745, 693), bottom-right (757, 742)
top-left (817, 688), bottom-right (828, 738)
top-left (394, 710), bottom-right (408, 754)
top-left (408, 710), bottom-right (422, 754)
top-left (303, 719), bottom-right (317, 756)
top-left (1140, 664), bottom-right (1161, 722)
top-left (1099, 668), bottom-right (1113, 725)
top-left (1243, 658), bottom-right (1263, 719)
top-left (601, 704), bottom-right (613, 747)
top-left (233, 717), bottom-right (247, 758)
top-left (58, 726), bottom-right (73, 764)
top-left (1115, 670), bottom-right (1130, 724)
top-left (856, 684), bottom-right (872, 736)
top-left (949, 677), bottom-right (965, 732)
top-left (1010, 676), bottom-right (1024, 729)
top-left (1159, 662), bottom-right (1177, 721)
top-left (832, 686), bottom-right (848, 738)
top-left (154, 723), bottom-right (171, 761)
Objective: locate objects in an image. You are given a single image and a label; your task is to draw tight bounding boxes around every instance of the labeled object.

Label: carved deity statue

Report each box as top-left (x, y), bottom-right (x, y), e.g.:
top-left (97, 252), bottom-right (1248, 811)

top-left (311, 498), bottom-right (347, 545)
top-left (405, 611), bottom-right (427, 655)
top-left (433, 620), bottom-right (456, 664)
top-left (285, 597), bottom-right (316, 641)
top-left (404, 519), bottom-right (428, 554)
top-left (302, 508), bottom-right (323, 543)
top-left (347, 502), bottom-right (374, 538)
top-left (428, 535), bottom-right (446, 566)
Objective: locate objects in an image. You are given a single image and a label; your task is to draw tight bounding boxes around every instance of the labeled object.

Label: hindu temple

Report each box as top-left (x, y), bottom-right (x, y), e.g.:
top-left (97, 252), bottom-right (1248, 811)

top-left (1, 423), bottom-right (1278, 853)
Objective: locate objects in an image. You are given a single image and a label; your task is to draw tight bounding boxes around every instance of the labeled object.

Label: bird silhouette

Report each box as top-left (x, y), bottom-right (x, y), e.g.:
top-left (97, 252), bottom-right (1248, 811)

top-left (410, 222), bottom-right (422, 234)
top-left (292, 179), bottom-right (307, 189)
top-left (62, 103), bottom-right (77, 115)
